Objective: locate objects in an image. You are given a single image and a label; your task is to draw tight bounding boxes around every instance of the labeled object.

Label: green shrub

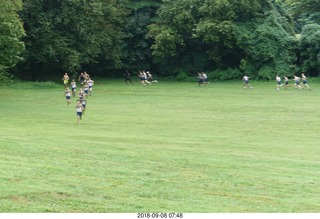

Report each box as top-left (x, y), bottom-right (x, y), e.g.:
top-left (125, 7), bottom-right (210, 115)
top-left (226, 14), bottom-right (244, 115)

top-left (175, 71), bottom-right (189, 81)
top-left (257, 66), bottom-right (275, 81)
top-left (0, 69), bottom-right (14, 86)
top-left (175, 71), bottom-right (196, 82)
top-left (210, 68), bottom-right (242, 81)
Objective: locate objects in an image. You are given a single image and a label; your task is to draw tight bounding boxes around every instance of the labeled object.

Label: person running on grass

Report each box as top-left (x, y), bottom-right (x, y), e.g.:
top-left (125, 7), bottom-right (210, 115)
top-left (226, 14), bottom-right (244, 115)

top-left (87, 77), bottom-right (94, 96)
top-left (202, 72), bottom-right (208, 86)
top-left (71, 79), bottom-right (77, 97)
top-left (83, 71), bottom-right (90, 83)
top-left (138, 71), bottom-right (145, 85)
top-left (62, 73), bottom-right (70, 88)
top-left (143, 71), bottom-right (151, 85)
top-left (124, 70), bottom-right (134, 85)
top-left (76, 100), bottom-right (84, 125)
top-left (198, 73), bottom-right (204, 87)
top-left (146, 71), bottom-right (152, 83)
top-left (284, 76), bottom-right (289, 90)
top-left (294, 75), bottom-right (302, 89)
top-left (78, 88), bottom-right (84, 97)
top-left (81, 98), bottom-right (87, 115)
top-left (83, 82), bottom-right (89, 97)
top-left (79, 72), bottom-right (85, 86)
top-left (146, 71), bottom-right (158, 83)
top-left (276, 75), bottom-right (281, 90)
top-left (64, 87), bottom-right (71, 106)
top-left (301, 73), bottom-right (311, 90)
top-left (242, 75), bottom-right (252, 88)
top-left (79, 94), bottom-right (86, 115)
top-left (138, 70), bottom-right (150, 85)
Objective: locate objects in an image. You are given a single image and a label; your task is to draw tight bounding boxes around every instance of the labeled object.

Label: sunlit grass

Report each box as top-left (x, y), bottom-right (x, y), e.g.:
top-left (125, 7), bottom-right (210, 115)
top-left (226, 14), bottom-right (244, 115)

top-left (0, 80), bottom-right (320, 212)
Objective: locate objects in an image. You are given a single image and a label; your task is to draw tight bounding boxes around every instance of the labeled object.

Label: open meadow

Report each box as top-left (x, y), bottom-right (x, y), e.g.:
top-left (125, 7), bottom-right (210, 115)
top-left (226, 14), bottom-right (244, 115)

top-left (0, 79), bottom-right (320, 212)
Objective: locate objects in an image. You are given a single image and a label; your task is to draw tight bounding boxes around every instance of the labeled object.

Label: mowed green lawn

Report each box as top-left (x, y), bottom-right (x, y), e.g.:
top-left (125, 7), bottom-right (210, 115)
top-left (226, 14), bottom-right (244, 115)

top-left (0, 79), bottom-right (320, 212)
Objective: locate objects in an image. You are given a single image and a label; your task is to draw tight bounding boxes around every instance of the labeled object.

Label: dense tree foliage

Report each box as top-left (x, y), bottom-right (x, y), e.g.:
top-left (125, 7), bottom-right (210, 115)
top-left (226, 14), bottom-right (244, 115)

top-left (122, 0), bottom-right (161, 72)
top-left (0, 0), bottom-right (25, 84)
top-left (284, 0), bottom-right (320, 76)
top-left (285, 0), bottom-right (320, 32)
top-left (20, 0), bottom-right (127, 80)
top-left (1, 0), bottom-right (318, 81)
top-left (234, 1), bottom-right (297, 79)
top-left (148, 0), bottom-right (297, 80)
top-left (298, 23), bottom-right (320, 76)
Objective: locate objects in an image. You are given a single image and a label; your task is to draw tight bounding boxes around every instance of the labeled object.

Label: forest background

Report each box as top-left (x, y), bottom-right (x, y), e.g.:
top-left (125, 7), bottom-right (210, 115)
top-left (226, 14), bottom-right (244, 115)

top-left (0, 0), bottom-right (319, 83)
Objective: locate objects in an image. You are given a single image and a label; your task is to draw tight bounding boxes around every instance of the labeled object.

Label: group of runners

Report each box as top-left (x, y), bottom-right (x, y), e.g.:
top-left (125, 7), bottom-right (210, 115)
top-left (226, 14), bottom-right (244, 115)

top-left (138, 70), bottom-right (158, 85)
top-left (124, 70), bottom-right (158, 85)
top-left (63, 71), bottom-right (94, 125)
top-left (276, 73), bottom-right (311, 90)
top-left (62, 69), bottom-right (312, 124)
top-left (242, 73), bottom-right (312, 90)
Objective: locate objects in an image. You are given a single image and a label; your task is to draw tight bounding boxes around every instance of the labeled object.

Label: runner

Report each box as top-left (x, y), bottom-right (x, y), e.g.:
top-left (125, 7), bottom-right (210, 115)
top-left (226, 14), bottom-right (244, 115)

top-left (293, 75), bottom-right (302, 89)
top-left (202, 72), bottom-right (208, 86)
top-left (146, 71), bottom-right (153, 83)
top-left (83, 71), bottom-right (90, 83)
top-left (276, 75), bottom-right (281, 90)
top-left (198, 73), bottom-right (204, 87)
top-left (71, 79), bottom-right (77, 97)
top-left (62, 73), bottom-right (70, 88)
top-left (124, 70), bottom-right (134, 85)
top-left (75, 100), bottom-right (84, 125)
top-left (87, 77), bottom-right (94, 96)
top-left (81, 98), bottom-right (86, 115)
top-left (242, 75), bottom-right (252, 88)
top-left (138, 71), bottom-right (145, 86)
top-left (284, 76), bottom-right (289, 90)
top-left (64, 87), bottom-right (71, 106)
top-left (78, 88), bottom-right (84, 97)
top-left (79, 72), bottom-right (85, 86)
top-left (83, 83), bottom-right (89, 97)
top-left (301, 73), bottom-right (311, 90)
top-left (143, 71), bottom-right (151, 85)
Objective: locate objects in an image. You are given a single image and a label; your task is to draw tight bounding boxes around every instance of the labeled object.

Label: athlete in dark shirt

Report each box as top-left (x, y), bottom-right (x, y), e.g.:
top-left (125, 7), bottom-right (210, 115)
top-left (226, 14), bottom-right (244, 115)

top-left (125, 70), bottom-right (134, 85)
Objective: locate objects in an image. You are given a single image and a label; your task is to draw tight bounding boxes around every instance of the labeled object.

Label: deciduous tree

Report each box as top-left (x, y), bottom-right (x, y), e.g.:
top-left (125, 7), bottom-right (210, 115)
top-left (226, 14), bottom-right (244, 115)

top-left (285, 0), bottom-right (320, 31)
top-left (122, 0), bottom-right (161, 72)
top-left (148, 0), bottom-right (296, 80)
top-left (20, 0), bottom-right (127, 80)
top-left (0, 0), bottom-right (25, 84)
top-left (298, 24), bottom-right (320, 76)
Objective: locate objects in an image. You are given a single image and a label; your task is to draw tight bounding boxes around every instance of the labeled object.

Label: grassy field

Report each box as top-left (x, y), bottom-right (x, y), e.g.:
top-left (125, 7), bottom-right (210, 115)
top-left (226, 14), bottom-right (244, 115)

top-left (0, 79), bottom-right (320, 213)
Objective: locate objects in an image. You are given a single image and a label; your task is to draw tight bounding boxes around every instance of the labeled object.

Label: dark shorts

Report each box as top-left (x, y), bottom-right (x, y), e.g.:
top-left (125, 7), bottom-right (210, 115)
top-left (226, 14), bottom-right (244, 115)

top-left (77, 112), bottom-right (82, 118)
top-left (66, 96), bottom-right (71, 100)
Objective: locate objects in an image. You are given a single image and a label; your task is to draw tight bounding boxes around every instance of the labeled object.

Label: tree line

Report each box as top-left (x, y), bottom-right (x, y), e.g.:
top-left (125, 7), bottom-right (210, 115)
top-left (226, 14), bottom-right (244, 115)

top-left (1, 0), bottom-right (320, 83)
